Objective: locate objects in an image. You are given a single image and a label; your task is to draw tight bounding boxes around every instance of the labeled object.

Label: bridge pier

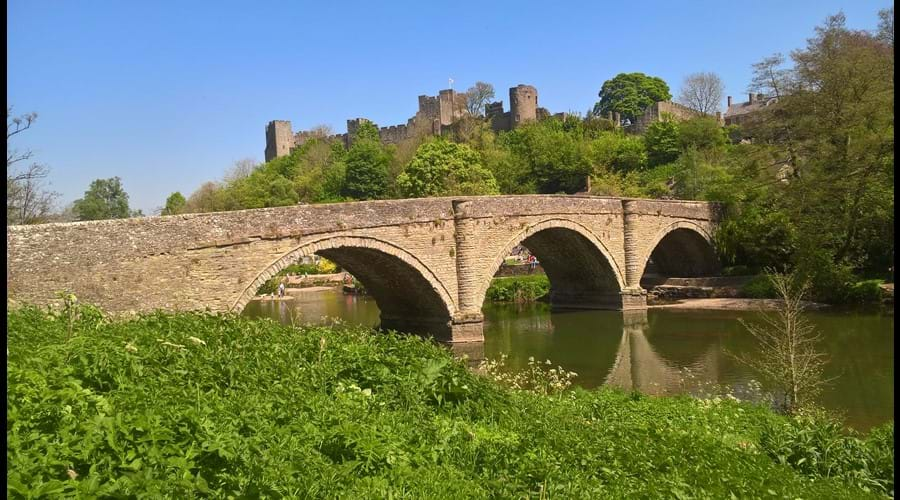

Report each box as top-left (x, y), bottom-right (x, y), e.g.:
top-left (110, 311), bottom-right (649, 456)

top-left (620, 287), bottom-right (648, 310)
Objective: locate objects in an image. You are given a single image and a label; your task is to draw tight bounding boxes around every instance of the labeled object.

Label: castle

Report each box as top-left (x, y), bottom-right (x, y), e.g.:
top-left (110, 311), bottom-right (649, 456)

top-left (265, 84), bottom-right (544, 161)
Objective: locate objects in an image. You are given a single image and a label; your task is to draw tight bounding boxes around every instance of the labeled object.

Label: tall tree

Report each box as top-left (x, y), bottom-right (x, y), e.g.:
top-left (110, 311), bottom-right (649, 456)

top-left (342, 125), bottom-right (391, 200)
top-left (7, 107), bottom-right (58, 225)
top-left (592, 73), bottom-right (671, 121)
top-left (677, 72), bottom-right (725, 115)
top-left (72, 177), bottom-right (133, 221)
top-left (162, 191), bottom-right (186, 215)
top-left (465, 81), bottom-right (495, 116)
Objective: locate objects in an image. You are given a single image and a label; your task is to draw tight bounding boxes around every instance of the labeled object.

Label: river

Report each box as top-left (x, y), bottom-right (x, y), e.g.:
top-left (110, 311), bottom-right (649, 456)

top-left (243, 287), bottom-right (894, 432)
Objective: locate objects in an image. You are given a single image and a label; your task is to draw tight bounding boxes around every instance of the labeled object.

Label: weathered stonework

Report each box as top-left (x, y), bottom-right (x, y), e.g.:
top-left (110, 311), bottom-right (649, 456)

top-left (7, 195), bottom-right (722, 342)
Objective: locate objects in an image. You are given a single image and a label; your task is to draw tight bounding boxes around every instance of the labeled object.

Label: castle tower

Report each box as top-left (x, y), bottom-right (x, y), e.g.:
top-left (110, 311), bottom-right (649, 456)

top-left (265, 120), bottom-right (294, 162)
top-left (509, 84), bottom-right (538, 128)
top-left (438, 89), bottom-right (459, 126)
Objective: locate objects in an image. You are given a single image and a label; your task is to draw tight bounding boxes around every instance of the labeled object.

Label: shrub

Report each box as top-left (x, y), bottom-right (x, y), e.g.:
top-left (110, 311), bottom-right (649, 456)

top-left (846, 280), bottom-right (885, 304)
top-left (740, 274), bottom-right (776, 298)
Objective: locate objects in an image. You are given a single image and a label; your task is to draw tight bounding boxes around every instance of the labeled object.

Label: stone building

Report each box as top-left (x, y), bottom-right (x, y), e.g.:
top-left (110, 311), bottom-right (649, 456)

top-left (723, 93), bottom-right (777, 127)
top-left (265, 84), bottom-right (542, 162)
top-left (628, 101), bottom-right (722, 134)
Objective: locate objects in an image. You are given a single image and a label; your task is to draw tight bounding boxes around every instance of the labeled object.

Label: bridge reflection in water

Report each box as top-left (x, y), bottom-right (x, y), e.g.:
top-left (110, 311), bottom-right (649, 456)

top-left (244, 290), bottom-right (731, 398)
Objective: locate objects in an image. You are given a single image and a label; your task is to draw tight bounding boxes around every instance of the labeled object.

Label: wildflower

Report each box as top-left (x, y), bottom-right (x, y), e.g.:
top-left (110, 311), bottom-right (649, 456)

top-left (67, 469), bottom-right (78, 480)
top-left (124, 342), bottom-right (138, 353)
top-left (160, 341), bottom-right (185, 349)
top-left (187, 336), bottom-right (206, 346)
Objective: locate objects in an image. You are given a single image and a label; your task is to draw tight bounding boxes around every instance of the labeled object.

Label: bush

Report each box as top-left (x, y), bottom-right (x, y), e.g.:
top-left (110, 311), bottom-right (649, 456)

top-left (846, 280), bottom-right (885, 304)
top-left (759, 410), bottom-right (894, 496)
top-left (485, 275), bottom-right (550, 302)
top-left (740, 274), bottom-right (777, 298)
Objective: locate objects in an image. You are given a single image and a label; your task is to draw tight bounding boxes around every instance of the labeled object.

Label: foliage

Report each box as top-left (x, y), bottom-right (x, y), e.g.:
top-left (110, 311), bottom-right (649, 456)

top-left (6, 305), bottom-right (887, 498)
top-left (162, 191), bottom-right (186, 215)
top-left (342, 138), bottom-right (391, 201)
top-left (643, 118), bottom-right (681, 167)
top-left (397, 139), bottom-right (499, 197)
top-left (846, 279), bottom-right (885, 304)
top-left (592, 72), bottom-right (672, 121)
top-left (498, 118), bottom-right (592, 194)
top-left (759, 410), bottom-right (894, 497)
top-left (731, 272), bottom-right (830, 414)
top-left (740, 274), bottom-right (777, 299)
top-left (485, 275), bottom-right (550, 303)
top-left (72, 177), bottom-right (133, 221)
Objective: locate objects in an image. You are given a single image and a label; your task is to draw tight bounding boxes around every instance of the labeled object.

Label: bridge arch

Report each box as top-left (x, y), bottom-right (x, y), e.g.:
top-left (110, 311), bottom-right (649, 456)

top-left (475, 219), bottom-right (626, 311)
top-left (233, 236), bottom-right (457, 336)
top-left (639, 221), bottom-right (720, 284)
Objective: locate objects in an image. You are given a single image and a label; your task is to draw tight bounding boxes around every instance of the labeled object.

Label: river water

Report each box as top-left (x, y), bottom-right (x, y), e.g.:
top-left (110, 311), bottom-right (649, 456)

top-left (243, 288), bottom-right (894, 432)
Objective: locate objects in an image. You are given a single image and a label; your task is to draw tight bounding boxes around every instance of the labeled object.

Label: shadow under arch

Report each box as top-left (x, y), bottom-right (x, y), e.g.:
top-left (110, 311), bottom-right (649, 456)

top-left (233, 236), bottom-right (456, 338)
top-left (640, 222), bottom-right (720, 287)
top-left (477, 219), bottom-right (626, 311)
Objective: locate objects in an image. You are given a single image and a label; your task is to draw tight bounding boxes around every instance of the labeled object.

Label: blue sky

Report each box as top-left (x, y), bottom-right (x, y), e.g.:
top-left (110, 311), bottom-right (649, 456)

top-left (7, 0), bottom-right (889, 214)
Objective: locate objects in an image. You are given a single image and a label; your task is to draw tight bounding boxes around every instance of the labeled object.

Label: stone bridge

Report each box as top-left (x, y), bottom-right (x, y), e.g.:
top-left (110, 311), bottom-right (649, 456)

top-left (6, 195), bottom-right (722, 342)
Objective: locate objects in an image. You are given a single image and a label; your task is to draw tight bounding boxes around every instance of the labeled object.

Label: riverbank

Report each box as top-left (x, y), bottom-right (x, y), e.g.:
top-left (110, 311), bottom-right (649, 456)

top-left (7, 305), bottom-right (893, 497)
top-left (651, 297), bottom-right (831, 311)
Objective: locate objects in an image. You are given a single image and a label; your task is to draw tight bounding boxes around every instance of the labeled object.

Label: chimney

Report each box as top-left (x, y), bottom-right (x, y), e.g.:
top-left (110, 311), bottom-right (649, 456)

top-left (727, 96), bottom-right (732, 107)
top-left (748, 93), bottom-right (755, 104)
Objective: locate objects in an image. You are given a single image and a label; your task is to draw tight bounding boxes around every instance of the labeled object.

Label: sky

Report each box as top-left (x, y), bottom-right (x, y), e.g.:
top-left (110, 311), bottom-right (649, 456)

top-left (7, 0), bottom-right (890, 214)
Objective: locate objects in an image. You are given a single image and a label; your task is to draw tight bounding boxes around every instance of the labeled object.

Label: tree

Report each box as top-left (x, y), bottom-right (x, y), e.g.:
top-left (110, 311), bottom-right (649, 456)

top-left (731, 272), bottom-right (830, 413)
top-left (162, 191), bottom-right (186, 215)
top-left (397, 139), bottom-right (499, 197)
top-left (223, 158), bottom-right (258, 184)
top-left (592, 73), bottom-right (672, 121)
top-left (876, 7), bottom-right (893, 46)
top-left (342, 138), bottom-right (390, 200)
top-left (465, 81), bottom-right (495, 116)
top-left (72, 177), bottom-right (133, 221)
top-left (677, 72), bottom-right (725, 115)
top-left (643, 117), bottom-right (681, 167)
top-left (7, 107), bottom-right (58, 225)
top-left (184, 181), bottom-right (223, 213)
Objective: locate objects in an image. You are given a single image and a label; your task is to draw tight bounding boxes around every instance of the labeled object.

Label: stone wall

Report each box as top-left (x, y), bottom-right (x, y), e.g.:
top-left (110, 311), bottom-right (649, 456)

top-left (630, 101), bottom-right (705, 134)
top-left (8, 195), bottom-right (721, 342)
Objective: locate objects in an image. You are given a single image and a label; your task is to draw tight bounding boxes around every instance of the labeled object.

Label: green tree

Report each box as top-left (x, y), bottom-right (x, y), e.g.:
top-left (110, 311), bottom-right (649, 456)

top-left (593, 72), bottom-right (672, 121)
top-left (162, 191), bottom-right (186, 215)
top-left (397, 139), bottom-right (499, 197)
top-left (643, 117), bottom-right (681, 167)
top-left (72, 177), bottom-right (132, 221)
top-left (342, 139), bottom-right (391, 200)
top-left (500, 119), bottom-right (592, 194)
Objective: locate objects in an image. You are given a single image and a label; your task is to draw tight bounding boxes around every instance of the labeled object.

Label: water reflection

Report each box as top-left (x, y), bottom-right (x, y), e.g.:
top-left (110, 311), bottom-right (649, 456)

top-left (242, 288), bottom-right (893, 431)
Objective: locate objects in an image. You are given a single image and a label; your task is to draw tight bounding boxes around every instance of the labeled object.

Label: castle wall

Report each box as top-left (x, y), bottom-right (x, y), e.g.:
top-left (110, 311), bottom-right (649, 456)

top-left (630, 101), bottom-right (703, 133)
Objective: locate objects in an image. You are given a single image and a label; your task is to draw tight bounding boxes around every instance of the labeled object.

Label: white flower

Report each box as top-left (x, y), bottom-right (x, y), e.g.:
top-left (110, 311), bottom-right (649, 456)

top-left (187, 336), bottom-right (206, 346)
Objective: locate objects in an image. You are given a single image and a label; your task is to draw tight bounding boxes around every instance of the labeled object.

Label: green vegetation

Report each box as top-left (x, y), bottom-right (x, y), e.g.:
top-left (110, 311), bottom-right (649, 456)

top-left (162, 191), bottom-right (186, 215)
top-left (72, 177), bottom-right (139, 221)
top-left (397, 138), bottom-right (498, 197)
top-left (486, 275), bottom-right (551, 303)
top-left (592, 72), bottom-right (672, 121)
top-left (7, 305), bottom-right (892, 498)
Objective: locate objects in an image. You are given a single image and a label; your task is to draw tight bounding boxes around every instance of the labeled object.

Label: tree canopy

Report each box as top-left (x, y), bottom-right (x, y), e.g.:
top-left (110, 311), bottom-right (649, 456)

top-left (72, 177), bottom-right (133, 221)
top-left (593, 73), bottom-right (672, 121)
top-left (397, 139), bottom-right (499, 197)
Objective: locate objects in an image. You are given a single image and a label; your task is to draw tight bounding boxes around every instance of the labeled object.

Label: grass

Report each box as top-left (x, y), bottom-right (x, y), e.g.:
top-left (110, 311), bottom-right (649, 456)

top-left (486, 275), bottom-right (551, 303)
top-left (6, 304), bottom-right (893, 498)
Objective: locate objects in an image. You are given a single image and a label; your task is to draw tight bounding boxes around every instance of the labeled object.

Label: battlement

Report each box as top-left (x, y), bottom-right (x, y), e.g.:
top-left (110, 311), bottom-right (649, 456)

top-left (266, 84), bottom-right (545, 160)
